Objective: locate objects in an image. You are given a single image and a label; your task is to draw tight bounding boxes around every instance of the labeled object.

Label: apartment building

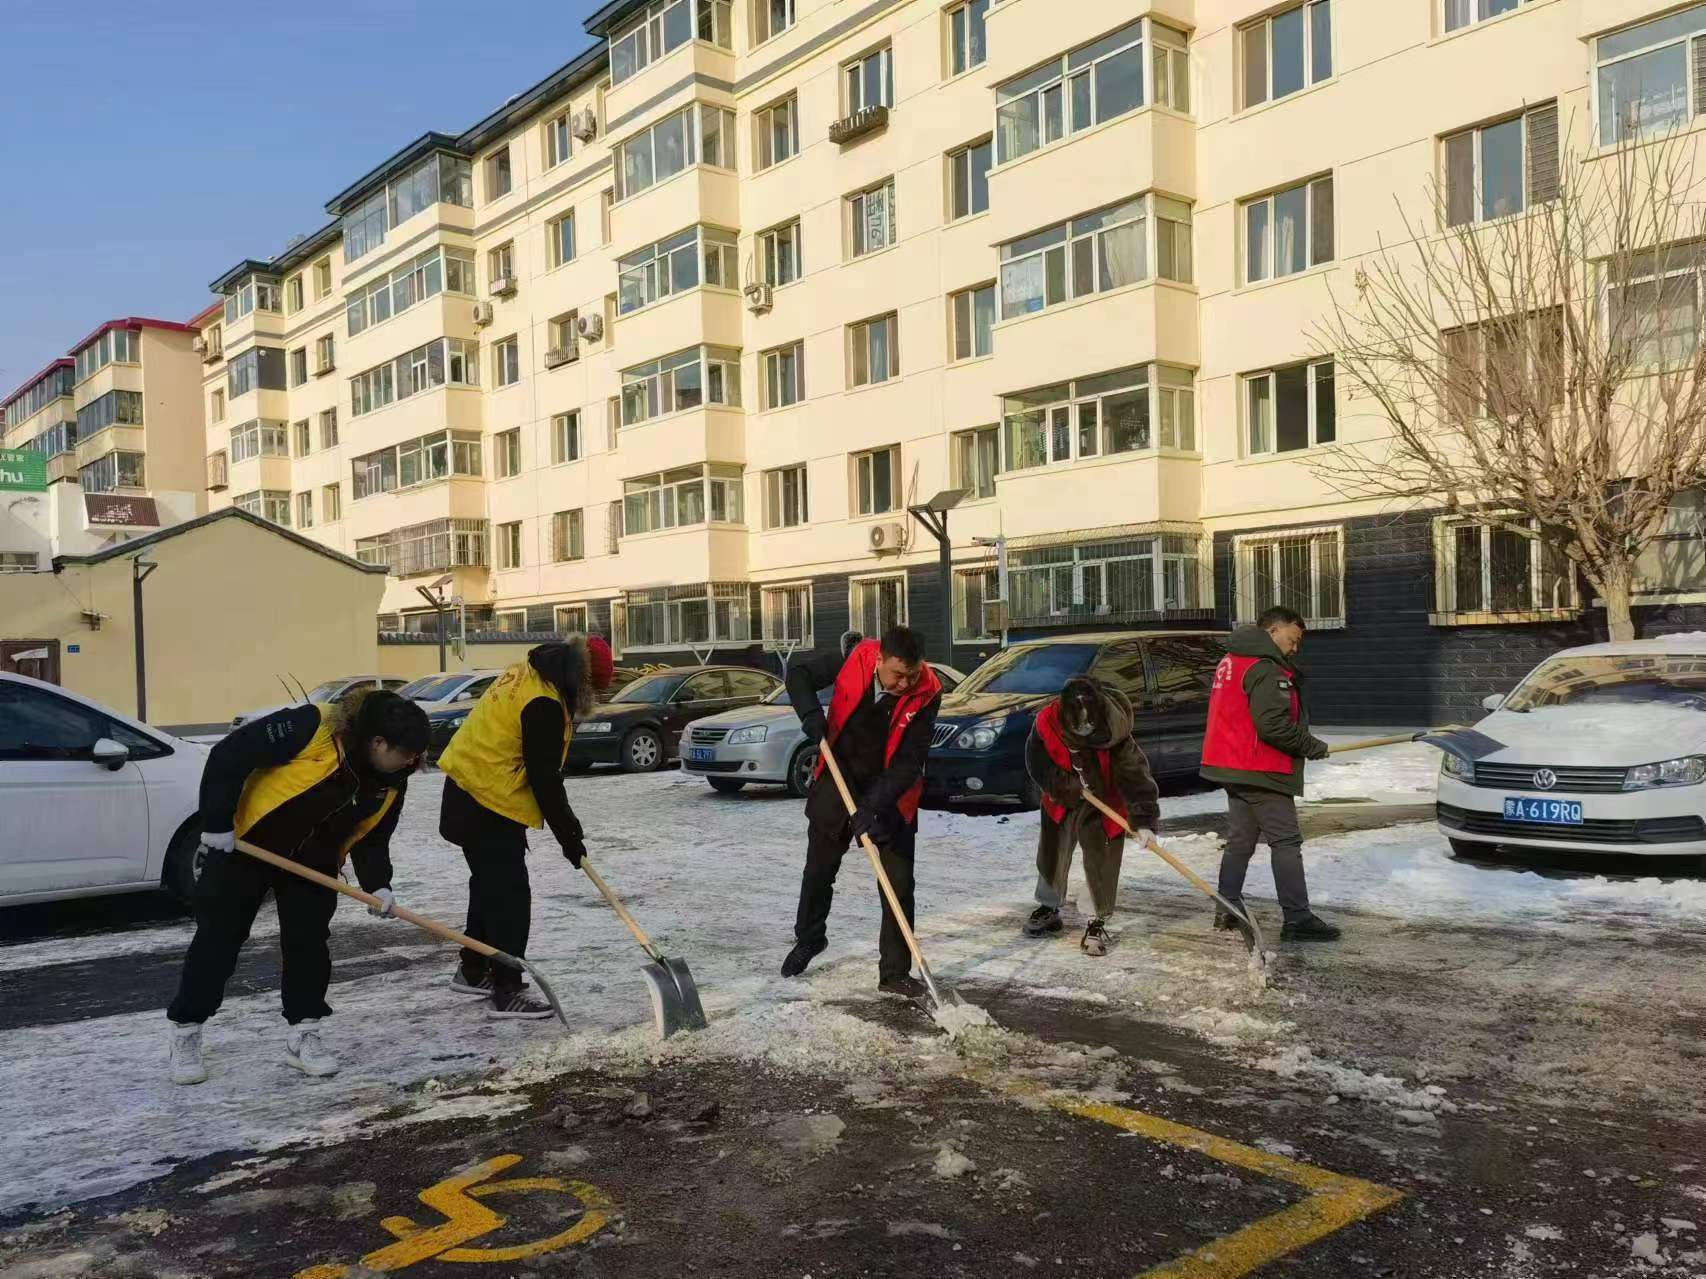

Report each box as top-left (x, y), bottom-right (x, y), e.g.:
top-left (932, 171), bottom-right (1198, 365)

top-left (196, 0), bottom-right (1706, 723)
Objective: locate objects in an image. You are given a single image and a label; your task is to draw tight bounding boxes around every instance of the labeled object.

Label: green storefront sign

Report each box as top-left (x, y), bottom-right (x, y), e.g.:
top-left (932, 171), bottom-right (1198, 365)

top-left (0, 448), bottom-right (47, 492)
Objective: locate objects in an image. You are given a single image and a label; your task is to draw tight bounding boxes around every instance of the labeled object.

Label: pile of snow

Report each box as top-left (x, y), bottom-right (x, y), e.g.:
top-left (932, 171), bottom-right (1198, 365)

top-left (1256, 1045), bottom-right (1455, 1115)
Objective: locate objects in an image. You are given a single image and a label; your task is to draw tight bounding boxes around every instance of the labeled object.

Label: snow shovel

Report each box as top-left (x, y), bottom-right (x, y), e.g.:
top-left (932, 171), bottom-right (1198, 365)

top-left (233, 838), bottom-right (570, 1029)
top-left (1328, 726), bottom-right (1475, 755)
top-left (577, 859), bottom-right (707, 1039)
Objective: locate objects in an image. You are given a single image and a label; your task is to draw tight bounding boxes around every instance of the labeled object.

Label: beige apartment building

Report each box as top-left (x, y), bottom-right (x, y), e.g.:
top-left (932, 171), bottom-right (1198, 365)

top-left (194, 0), bottom-right (1706, 723)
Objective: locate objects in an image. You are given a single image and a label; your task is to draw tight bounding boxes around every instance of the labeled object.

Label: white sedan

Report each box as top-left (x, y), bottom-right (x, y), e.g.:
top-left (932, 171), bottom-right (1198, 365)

top-left (1437, 636), bottom-right (1706, 857)
top-left (0, 673), bottom-right (206, 907)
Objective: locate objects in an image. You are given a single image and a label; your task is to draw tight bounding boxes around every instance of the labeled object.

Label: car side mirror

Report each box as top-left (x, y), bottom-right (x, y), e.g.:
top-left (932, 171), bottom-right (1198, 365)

top-left (1480, 693), bottom-right (1506, 712)
top-left (91, 738), bottom-right (130, 770)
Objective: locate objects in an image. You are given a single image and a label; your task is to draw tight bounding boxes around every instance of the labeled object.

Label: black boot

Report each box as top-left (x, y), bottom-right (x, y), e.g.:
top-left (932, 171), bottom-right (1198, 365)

top-left (1023, 905), bottom-right (1063, 937)
top-left (1212, 900), bottom-right (1246, 931)
top-left (781, 937), bottom-right (827, 977)
top-left (878, 973), bottom-right (927, 1000)
top-left (1281, 914), bottom-right (1342, 942)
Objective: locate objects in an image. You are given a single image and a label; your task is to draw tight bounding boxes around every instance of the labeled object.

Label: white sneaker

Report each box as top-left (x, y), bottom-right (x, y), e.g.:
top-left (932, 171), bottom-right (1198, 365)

top-left (168, 1020), bottom-right (207, 1085)
top-left (285, 1020), bottom-right (340, 1077)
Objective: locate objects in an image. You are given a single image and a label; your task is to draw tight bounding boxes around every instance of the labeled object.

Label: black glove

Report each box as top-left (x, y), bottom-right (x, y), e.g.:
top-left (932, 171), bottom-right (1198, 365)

top-left (1306, 738), bottom-right (1332, 761)
top-left (560, 815), bottom-right (587, 868)
top-left (850, 803), bottom-right (881, 841)
top-left (800, 709), bottom-right (827, 744)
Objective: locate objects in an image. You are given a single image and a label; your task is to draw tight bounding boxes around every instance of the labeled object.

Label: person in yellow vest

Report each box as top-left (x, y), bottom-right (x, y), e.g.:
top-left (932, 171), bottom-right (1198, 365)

top-left (437, 639), bottom-right (597, 1019)
top-left (165, 690), bottom-right (429, 1085)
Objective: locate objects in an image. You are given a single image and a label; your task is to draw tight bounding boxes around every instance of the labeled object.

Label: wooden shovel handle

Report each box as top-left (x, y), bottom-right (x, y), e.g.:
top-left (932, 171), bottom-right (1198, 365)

top-left (578, 858), bottom-right (662, 962)
top-left (1076, 791), bottom-right (1221, 900)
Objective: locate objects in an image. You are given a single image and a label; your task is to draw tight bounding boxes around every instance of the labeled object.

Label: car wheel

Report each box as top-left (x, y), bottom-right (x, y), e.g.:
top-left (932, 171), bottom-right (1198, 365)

top-left (161, 824), bottom-right (200, 906)
top-left (787, 744), bottom-right (818, 798)
top-left (621, 727), bottom-right (665, 773)
top-left (708, 777), bottom-right (746, 794)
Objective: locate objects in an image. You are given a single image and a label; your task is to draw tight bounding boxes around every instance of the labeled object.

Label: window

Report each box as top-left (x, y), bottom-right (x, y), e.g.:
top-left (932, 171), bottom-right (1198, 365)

top-left (1240, 1), bottom-right (1332, 109)
top-left (290, 347), bottom-right (308, 387)
top-left (548, 210), bottom-right (576, 267)
top-left (1151, 21), bottom-right (1190, 113)
top-left (72, 328), bottom-right (140, 382)
top-left (854, 445), bottom-right (900, 515)
top-left (763, 464), bottom-right (809, 528)
top-left (497, 521), bottom-right (523, 568)
top-left (759, 219), bottom-right (801, 287)
top-left (314, 257), bottom-right (333, 299)
top-left (620, 346), bottom-right (742, 424)
top-left (351, 430), bottom-right (483, 499)
top-left (948, 139), bottom-right (992, 220)
top-left (221, 278), bottom-right (282, 326)
top-left (1233, 526), bottom-right (1344, 627)
top-left (323, 482), bottom-right (341, 522)
top-left (844, 46), bottom-right (895, 114)
top-left (848, 313), bottom-right (899, 387)
top-left (756, 96), bottom-right (799, 170)
top-left (494, 337), bottom-right (520, 387)
top-left (78, 450), bottom-right (146, 493)
top-left (344, 246), bottom-right (475, 335)
top-left (210, 389), bottom-right (225, 423)
top-left (761, 583), bottom-right (813, 646)
top-left (1244, 359), bottom-right (1334, 454)
top-left (1444, 0), bottom-right (1529, 33)
top-left (227, 346), bottom-right (286, 398)
top-left (617, 226), bottom-right (739, 313)
top-left (552, 411), bottom-right (581, 463)
top-left (949, 0), bottom-right (989, 75)
top-left (495, 429), bottom-right (522, 478)
top-left (356, 518), bottom-right (489, 574)
top-left (622, 464), bottom-right (745, 533)
top-left (610, 0), bottom-right (731, 85)
top-left (996, 19), bottom-right (1158, 163)
top-left (1636, 489), bottom-right (1706, 595)
top-left (341, 154), bottom-right (472, 264)
top-left (316, 333), bottom-right (336, 374)
top-left (319, 407), bottom-right (339, 449)
top-left (75, 390), bottom-right (145, 436)
top-left (1000, 195), bottom-right (1190, 317)
top-left (951, 284), bottom-right (996, 360)
top-left (762, 341), bottom-right (805, 409)
top-left (1436, 516), bottom-right (1576, 617)
top-left (489, 242), bottom-right (515, 288)
top-left (754, 0), bottom-right (796, 44)
top-left (544, 110), bottom-right (574, 168)
top-left (1242, 175), bottom-right (1333, 283)
top-left (293, 419), bottom-right (311, 456)
top-left (349, 337), bottom-right (479, 416)
top-left (621, 582), bottom-right (750, 648)
top-left (6, 365), bottom-right (74, 428)
top-left (295, 491), bottom-right (313, 529)
top-left (953, 566), bottom-right (999, 640)
top-left (1441, 311), bottom-right (1563, 417)
top-left (0, 683), bottom-right (166, 762)
top-left (614, 103), bottom-right (737, 200)
top-left (552, 509), bottom-right (585, 561)
top-left (1443, 103), bottom-right (1558, 227)
top-left (286, 275), bottom-right (304, 315)
top-left (548, 312), bottom-right (580, 358)
top-left (952, 426), bottom-right (1000, 499)
top-left (602, 187), bottom-right (615, 242)
top-left (608, 500), bottom-right (623, 554)
top-left (555, 604), bottom-right (590, 632)
top-left (849, 574), bottom-right (907, 635)
top-left (488, 147), bottom-right (513, 200)
top-left (229, 420), bottom-right (289, 464)
top-left (1002, 363), bottom-right (1195, 470)
top-left (1595, 3), bottom-right (1706, 144)
top-left (234, 489), bottom-right (292, 527)
top-left (849, 180), bottom-right (896, 258)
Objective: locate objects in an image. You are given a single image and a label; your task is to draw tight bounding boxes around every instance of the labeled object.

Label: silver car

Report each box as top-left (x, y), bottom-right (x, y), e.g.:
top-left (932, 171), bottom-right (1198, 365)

top-left (683, 666), bottom-right (964, 796)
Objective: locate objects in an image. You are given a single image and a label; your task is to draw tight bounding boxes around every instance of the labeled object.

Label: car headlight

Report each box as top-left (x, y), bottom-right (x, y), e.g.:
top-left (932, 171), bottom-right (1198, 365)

top-left (726, 725), bottom-right (768, 745)
top-left (1439, 752), bottom-right (1474, 780)
top-left (1623, 755), bottom-right (1706, 790)
top-left (447, 714), bottom-right (469, 728)
top-left (954, 720), bottom-right (1003, 751)
top-left (578, 721), bottom-right (615, 735)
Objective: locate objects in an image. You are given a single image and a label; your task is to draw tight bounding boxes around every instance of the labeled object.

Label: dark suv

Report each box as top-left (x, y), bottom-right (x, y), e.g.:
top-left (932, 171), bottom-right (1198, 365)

top-left (923, 631), bottom-right (1227, 805)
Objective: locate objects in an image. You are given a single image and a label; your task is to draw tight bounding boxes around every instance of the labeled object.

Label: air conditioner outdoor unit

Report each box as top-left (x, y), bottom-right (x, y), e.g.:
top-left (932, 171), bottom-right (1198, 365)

top-left (544, 344), bottom-right (579, 369)
top-left (982, 598), bottom-right (1009, 634)
top-left (570, 107), bottom-right (599, 141)
top-left (472, 301), bottom-right (494, 326)
top-left (490, 276), bottom-right (518, 298)
top-left (191, 336), bottom-right (207, 355)
top-left (576, 313), bottom-right (604, 342)
top-left (744, 281), bottom-right (773, 313)
top-left (868, 521), bottom-right (907, 553)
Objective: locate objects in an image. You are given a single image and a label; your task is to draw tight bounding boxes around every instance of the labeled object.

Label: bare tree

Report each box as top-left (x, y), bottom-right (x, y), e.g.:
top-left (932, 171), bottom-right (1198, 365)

top-left (1310, 118), bottom-right (1706, 640)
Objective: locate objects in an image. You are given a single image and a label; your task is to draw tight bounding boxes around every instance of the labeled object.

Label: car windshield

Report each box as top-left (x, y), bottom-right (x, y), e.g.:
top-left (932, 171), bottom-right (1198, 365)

top-left (955, 644), bottom-right (1099, 695)
top-left (610, 673), bottom-right (685, 704)
top-left (306, 680), bottom-right (351, 702)
top-left (763, 686), bottom-right (833, 707)
top-left (397, 675), bottom-right (463, 701)
top-left (1503, 652), bottom-right (1706, 712)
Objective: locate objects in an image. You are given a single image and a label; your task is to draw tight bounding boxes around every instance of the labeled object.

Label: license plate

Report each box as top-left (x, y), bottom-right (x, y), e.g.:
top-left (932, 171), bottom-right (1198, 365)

top-left (688, 747), bottom-right (715, 762)
top-left (1504, 797), bottom-right (1584, 825)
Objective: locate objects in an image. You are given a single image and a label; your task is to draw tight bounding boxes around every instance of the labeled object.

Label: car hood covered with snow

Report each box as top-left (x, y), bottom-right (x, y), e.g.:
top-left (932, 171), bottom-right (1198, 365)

top-left (1477, 703), bottom-right (1706, 766)
top-left (691, 702), bottom-right (803, 732)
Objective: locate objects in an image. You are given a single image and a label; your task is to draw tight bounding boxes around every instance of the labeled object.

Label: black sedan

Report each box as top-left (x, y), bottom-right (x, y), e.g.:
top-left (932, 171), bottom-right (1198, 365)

top-left (566, 665), bottom-right (783, 773)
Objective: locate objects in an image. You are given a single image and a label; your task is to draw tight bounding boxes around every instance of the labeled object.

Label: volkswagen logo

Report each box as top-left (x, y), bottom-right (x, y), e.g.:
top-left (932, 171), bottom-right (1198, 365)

top-left (1533, 768), bottom-right (1558, 790)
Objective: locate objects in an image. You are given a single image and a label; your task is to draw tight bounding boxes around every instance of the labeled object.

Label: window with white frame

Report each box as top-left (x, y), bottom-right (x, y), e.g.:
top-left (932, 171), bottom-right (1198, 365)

top-left (848, 180), bottom-right (896, 257)
top-left (227, 346), bottom-right (286, 398)
top-left (286, 275), bottom-right (304, 315)
top-left (763, 464), bottom-right (809, 528)
top-left (548, 312), bottom-right (579, 359)
top-left (495, 429), bottom-right (522, 478)
top-left (1242, 175), bottom-right (1333, 283)
top-left (78, 450), bottom-right (146, 493)
top-left (761, 582), bottom-right (813, 646)
top-left (487, 147), bottom-right (513, 200)
top-left (617, 226), bottom-right (739, 314)
top-left (610, 0), bottom-right (731, 85)
top-left (756, 96), bottom-right (799, 169)
top-left (544, 109), bottom-right (574, 168)
top-left (996, 19), bottom-right (1168, 163)
top-left (290, 347), bottom-right (308, 387)
top-left (622, 464), bottom-right (745, 533)
top-left (233, 489), bottom-right (292, 526)
top-left (1233, 526), bottom-right (1344, 627)
top-left (210, 389), bottom-right (225, 423)
top-left (848, 313), bottom-right (899, 387)
top-left (1443, 103), bottom-right (1558, 227)
top-left (1240, 1), bottom-right (1332, 109)
top-left (494, 337), bottom-right (520, 387)
top-left (552, 509), bottom-right (585, 561)
top-left (614, 104), bottom-right (737, 201)
top-left (316, 332), bottom-right (336, 373)
top-left (1007, 532), bottom-right (1205, 624)
top-left (953, 566), bottom-right (999, 640)
top-left (951, 284), bottom-right (996, 361)
top-left (622, 582), bottom-right (749, 647)
top-left (1605, 243), bottom-right (1706, 368)
top-left (1595, 3), bottom-right (1706, 145)
top-left (1244, 359), bottom-right (1334, 454)
top-left (319, 407), bottom-right (338, 449)
top-left (853, 445), bottom-right (900, 515)
top-left (314, 257), bottom-right (333, 298)
top-left (762, 341), bottom-right (805, 409)
top-left (295, 491), bottom-right (313, 529)
top-left (292, 419), bottom-right (311, 456)
top-left (620, 346), bottom-right (742, 424)
top-left (759, 219), bottom-right (801, 286)
top-left (497, 521), bottom-right (522, 568)
top-left (754, 0), bottom-right (796, 44)
top-left (952, 426), bottom-right (1000, 499)
top-left (345, 246), bottom-right (475, 335)
top-left (488, 242), bottom-right (515, 289)
top-left (356, 518), bottom-right (488, 574)
top-left (230, 419), bottom-right (289, 464)
top-left (949, 0), bottom-right (989, 75)
top-left (843, 46), bottom-right (894, 114)
top-left (948, 139), bottom-right (992, 220)
top-left (1441, 310), bottom-right (1563, 418)
top-left (1435, 515), bottom-right (1577, 618)
top-left (349, 338), bottom-right (479, 416)
top-left (552, 410), bottom-right (581, 463)
top-left (555, 603), bottom-right (590, 632)
top-left (1002, 364), bottom-right (1195, 470)
top-left (849, 574), bottom-right (907, 635)
top-left (350, 430), bottom-right (483, 499)
top-left (1152, 20), bottom-right (1190, 112)
top-left (1636, 488), bottom-right (1706, 595)
top-left (220, 278), bottom-right (281, 327)
top-left (1444, 0), bottom-right (1531, 34)
top-left (548, 210), bottom-right (577, 267)
top-left (323, 482), bottom-right (341, 522)
top-left (999, 194), bottom-right (1192, 318)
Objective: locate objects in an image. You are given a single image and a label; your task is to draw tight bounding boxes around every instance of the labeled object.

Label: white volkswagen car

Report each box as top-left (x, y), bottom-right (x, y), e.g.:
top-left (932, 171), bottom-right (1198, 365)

top-left (0, 673), bottom-right (207, 907)
top-left (1437, 637), bottom-right (1706, 857)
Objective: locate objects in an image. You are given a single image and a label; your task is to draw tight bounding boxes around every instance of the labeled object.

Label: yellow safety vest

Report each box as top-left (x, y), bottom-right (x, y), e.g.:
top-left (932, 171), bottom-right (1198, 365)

top-left (438, 661), bottom-right (571, 828)
top-left (233, 705), bottom-right (398, 861)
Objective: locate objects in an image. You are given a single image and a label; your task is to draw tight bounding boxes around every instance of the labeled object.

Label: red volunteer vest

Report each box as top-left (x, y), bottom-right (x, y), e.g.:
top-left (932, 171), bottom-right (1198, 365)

top-left (813, 639), bottom-right (942, 822)
top-left (1034, 700), bottom-right (1127, 839)
top-left (1201, 653), bottom-right (1299, 774)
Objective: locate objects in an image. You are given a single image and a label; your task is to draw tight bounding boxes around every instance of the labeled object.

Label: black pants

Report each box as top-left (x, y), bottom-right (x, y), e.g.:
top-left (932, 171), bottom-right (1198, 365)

top-left (441, 779), bottom-right (532, 995)
top-left (1217, 784), bottom-right (1311, 923)
top-left (795, 809), bottom-right (917, 981)
top-left (167, 847), bottom-right (338, 1025)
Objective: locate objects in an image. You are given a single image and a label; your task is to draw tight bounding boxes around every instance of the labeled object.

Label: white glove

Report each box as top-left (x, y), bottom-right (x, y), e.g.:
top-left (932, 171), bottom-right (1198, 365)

top-left (201, 830), bottom-right (235, 853)
top-left (1135, 827), bottom-right (1157, 848)
top-left (367, 887), bottom-right (397, 918)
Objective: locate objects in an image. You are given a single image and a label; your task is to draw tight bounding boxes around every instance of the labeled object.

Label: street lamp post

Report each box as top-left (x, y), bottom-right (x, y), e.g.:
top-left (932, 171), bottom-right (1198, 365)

top-left (906, 488), bottom-right (969, 667)
top-left (416, 574), bottom-right (454, 672)
top-left (132, 556), bottom-right (159, 721)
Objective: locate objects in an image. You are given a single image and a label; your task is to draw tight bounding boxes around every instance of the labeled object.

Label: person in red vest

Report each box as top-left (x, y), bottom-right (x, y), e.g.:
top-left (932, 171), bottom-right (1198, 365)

top-left (781, 625), bottom-right (943, 997)
top-left (1200, 606), bottom-right (1339, 942)
top-left (1022, 676), bottom-right (1162, 955)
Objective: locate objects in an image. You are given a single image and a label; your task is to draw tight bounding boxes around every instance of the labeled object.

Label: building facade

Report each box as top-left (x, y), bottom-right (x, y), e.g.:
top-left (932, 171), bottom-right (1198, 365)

top-left (194, 0), bottom-right (1706, 723)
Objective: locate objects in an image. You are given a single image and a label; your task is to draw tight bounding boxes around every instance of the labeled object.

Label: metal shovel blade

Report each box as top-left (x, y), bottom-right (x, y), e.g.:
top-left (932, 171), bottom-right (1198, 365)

top-left (639, 955), bottom-right (708, 1039)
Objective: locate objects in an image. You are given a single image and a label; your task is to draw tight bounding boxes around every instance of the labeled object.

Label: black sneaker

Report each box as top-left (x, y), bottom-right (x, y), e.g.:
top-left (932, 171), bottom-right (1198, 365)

top-left (488, 990), bottom-right (555, 1020)
top-left (1022, 905), bottom-right (1063, 937)
top-left (449, 962), bottom-right (493, 997)
top-left (1281, 914), bottom-right (1342, 943)
top-left (1212, 901), bottom-right (1247, 931)
top-left (878, 974), bottom-right (928, 1001)
top-left (1080, 918), bottom-right (1111, 957)
top-left (780, 937), bottom-right (828, 978)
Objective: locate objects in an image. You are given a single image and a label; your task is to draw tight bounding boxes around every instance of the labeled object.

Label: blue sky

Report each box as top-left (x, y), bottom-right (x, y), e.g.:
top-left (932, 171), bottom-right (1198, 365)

top-left (0, 1), bottom-right (607, 395)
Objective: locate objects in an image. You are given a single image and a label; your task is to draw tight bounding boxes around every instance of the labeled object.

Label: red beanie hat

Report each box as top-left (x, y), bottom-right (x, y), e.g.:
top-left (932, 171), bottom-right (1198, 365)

top-left (586, 635), bottom-right (615, 689)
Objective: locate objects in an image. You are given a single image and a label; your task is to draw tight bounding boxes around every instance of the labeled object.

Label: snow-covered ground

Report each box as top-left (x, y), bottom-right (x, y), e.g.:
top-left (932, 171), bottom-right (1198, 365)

top-left (3, 742), bottom-right (1703, 1216)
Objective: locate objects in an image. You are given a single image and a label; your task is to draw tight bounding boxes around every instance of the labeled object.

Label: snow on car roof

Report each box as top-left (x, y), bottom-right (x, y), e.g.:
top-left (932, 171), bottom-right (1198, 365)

top-left (1545, 633), bottom-right (1706, 660)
